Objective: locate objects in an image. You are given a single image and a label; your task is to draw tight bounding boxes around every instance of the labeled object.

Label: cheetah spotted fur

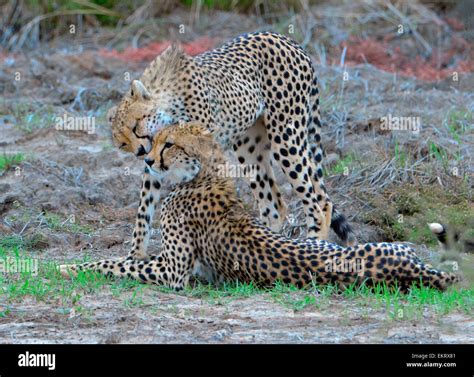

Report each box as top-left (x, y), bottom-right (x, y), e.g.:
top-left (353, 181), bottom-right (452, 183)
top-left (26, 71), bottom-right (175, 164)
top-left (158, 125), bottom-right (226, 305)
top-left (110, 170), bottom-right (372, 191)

top-left (60, 123), bottom-right (460, 292)
top-left (109, 31), bottom-right (357, 261)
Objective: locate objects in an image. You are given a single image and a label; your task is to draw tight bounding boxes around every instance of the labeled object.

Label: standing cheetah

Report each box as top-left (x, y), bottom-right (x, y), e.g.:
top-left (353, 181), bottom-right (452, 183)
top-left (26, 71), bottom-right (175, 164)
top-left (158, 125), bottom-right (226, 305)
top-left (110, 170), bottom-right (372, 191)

top-left (60, 123), bottom-right (460, 292)
top-left (109, 31), bottom-right (356, 260)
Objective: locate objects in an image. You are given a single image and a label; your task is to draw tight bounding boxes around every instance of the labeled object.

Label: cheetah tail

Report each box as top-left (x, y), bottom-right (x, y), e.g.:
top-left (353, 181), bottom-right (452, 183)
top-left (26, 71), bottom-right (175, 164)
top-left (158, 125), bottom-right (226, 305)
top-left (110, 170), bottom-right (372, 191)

top-left (331, 207), bottom-right (357, 246)
top-left (428, 223), bottom-right (448, 247)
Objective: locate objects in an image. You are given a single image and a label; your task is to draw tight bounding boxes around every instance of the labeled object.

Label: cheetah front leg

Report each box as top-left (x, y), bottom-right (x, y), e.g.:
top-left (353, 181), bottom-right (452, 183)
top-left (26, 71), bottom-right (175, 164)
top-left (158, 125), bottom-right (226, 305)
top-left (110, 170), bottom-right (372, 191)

top-left (61, 238), bottom-right (196, 290)
top-left (60, 255), bottom-right (192, 291)
top-left (127, 168), bottom-right (164, 260)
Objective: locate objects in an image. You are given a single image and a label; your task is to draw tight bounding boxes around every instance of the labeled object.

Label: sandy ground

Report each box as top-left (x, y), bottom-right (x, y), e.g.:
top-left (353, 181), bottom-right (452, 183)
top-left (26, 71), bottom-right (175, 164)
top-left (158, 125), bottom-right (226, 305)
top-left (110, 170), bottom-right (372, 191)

top-left (3, 289), bottom-right (473, 344)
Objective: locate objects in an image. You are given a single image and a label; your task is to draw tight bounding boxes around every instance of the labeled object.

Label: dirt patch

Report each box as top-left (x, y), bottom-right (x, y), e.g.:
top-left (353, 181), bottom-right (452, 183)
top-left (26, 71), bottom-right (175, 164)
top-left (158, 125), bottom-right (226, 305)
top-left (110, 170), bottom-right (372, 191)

top-left (2, 288), bottom-right (473, 344)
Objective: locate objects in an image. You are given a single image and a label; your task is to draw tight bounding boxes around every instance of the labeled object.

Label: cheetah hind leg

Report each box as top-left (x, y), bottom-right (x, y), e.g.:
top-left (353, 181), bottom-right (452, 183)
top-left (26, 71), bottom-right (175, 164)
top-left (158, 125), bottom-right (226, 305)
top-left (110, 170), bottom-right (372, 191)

top-left (322, 200), bottom-right (333, 241)
top-left (233, 119), bottom-right (288, 233)
top-left (304, 198), bottom-right (331, 240)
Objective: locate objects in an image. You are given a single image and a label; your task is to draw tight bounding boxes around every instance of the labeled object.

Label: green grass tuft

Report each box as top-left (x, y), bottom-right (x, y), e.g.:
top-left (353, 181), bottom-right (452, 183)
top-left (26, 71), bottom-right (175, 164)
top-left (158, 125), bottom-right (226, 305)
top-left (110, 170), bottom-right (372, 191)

top-left (328, 153), bottom-right (356, 176)
top-left (0, 153), bottom-right (25, 172)
top-left (42, 212), bottom-right (95, 235)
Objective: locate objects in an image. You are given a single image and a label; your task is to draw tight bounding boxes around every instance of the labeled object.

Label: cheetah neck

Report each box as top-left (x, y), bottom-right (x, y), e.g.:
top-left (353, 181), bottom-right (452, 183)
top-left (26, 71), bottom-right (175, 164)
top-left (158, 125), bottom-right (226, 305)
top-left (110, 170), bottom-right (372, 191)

top-left (168, 146), bottom-right (244, 211)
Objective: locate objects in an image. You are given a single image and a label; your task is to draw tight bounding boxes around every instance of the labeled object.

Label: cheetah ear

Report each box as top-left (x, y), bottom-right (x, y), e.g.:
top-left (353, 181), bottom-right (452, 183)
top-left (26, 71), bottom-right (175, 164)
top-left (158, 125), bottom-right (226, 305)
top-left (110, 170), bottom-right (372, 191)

top-left (141, 45), bottom-right (187, 81)
top-left (131, 80), bottom-right (151, 101)
top-left (161, 44), bottom-right (186, 59)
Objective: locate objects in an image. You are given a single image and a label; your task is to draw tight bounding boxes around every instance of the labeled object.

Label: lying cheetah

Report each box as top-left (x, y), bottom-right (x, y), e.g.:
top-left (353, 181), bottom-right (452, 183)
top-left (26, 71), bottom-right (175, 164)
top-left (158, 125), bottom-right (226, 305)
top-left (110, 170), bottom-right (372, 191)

top-left (60, 123), bottom-right (460, 291)
top-left (109, 31), bottom-right (356, 258)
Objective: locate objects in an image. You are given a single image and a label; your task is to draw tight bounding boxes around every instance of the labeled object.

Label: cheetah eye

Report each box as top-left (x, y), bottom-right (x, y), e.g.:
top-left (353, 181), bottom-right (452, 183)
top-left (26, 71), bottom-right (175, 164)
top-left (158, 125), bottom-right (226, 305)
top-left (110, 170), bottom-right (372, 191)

top-left (163, 142), bottom-right (174, 149)
top-left (119, 143), bottom-right (127, 149)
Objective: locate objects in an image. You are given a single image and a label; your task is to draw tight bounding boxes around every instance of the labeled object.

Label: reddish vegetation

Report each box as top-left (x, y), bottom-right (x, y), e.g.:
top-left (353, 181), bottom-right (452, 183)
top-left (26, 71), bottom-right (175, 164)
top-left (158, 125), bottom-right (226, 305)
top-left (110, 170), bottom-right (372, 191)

top-left (4, 29), bottom-right (470, 84)
top-left (98, 36), bottom-right (216, 62)
top-left (444, 17), bottom-right (465, 32)
top-left (0, 50), bottom-right (11, 61)
top-left (340, 32), bottom-right (474, 81)
top-left (99, 32), bottom-right (473, 83)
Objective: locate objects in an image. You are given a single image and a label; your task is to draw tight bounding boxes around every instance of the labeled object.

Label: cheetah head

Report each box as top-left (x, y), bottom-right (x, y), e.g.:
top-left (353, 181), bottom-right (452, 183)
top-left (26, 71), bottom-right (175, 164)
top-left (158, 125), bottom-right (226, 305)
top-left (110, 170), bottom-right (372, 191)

top-left (110, 46), bottom-right (195, 159)
top-left (144, 122), bottom-right (213, 186)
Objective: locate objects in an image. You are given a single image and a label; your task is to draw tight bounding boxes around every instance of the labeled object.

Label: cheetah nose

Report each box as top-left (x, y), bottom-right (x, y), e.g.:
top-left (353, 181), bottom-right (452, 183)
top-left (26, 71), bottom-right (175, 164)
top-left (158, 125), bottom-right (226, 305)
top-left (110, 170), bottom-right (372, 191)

top-left (145, 158), bottom-right (154, 167)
